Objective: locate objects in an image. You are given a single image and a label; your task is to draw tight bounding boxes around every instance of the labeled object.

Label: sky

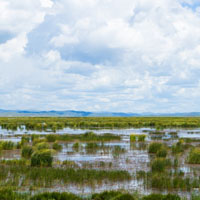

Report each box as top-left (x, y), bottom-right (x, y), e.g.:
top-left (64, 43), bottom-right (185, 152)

top-left (0, 0), bottom-right (200, 113)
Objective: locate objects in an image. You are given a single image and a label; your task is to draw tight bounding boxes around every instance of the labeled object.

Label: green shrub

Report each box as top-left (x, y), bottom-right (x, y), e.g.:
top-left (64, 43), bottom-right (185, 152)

top-left (21, 146), bottom-right (33, 159)
top-left (187, 148), bottom-right (200, 164)
top-left (148, 142), bottom-right (163, 154)
top-left (31, 149), bottom-right (53, 167)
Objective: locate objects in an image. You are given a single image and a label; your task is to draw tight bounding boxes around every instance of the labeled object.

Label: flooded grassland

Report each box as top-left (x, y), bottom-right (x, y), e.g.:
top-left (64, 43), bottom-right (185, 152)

top-left (0, 117), bottom-right (200, 199)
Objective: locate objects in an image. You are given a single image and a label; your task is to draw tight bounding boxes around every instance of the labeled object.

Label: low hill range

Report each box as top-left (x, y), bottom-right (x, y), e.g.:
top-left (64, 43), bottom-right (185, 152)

top-left (0, 109), bottom-right (200, 117)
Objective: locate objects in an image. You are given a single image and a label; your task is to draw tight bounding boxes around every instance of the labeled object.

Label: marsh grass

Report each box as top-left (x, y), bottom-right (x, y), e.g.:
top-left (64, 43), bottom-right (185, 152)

top-left (172, 140), bottom-right (190, 155)
top-left (31, 149), bottom-right (53, 167)
top-left (45, 132), bottom-right (121, 142)
top-left (62, 160), bottom-right (79, 168)
top-left (52, 142), bottom-right (62, 151)
top-left (148, 142), bottom-right (163, 154)
top-left (72, 142), bottom-right (81, 152)
top-left (85, 142), bottom-right (101, 154)
top-left (2, 117), bottom-right (200, 131)
top-left (0, 141), bottom-right (15, 150)
top-left (156, 147), bottom-right (167, 158)
top-left (112, 146), bottom-right (127, 158)
top-left (151, 158), bottom-right (171, 172)
top-left (36, 142), bottom-right (50, 150)
top-left (21, 146), bottom-right (34, 159)
top-left (130, 134), bottom-right (146, 142)
top-left (0, 159), bottom-right (28, 166)
top-left (0, 165), bottom-right (131, 187)
top-left (187, 148), bottom-right (200, 164)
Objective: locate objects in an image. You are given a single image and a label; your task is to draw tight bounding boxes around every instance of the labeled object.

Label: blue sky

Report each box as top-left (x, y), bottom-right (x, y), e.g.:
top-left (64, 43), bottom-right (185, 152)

top-left (0, 0), bottom-right (200, 113)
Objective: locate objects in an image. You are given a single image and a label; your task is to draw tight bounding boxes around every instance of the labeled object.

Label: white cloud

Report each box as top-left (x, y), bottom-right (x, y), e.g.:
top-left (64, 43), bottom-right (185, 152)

top-left (0, 0), bottom-right (200, 112)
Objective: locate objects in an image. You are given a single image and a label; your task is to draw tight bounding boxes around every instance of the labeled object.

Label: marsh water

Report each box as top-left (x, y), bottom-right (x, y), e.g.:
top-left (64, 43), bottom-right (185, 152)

top-left (1, 126), bottom-right (200, 198)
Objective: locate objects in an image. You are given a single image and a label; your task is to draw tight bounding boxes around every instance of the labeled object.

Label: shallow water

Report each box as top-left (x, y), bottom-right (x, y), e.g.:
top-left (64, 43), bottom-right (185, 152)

top-left (1, 127), bottom-right (200, 198)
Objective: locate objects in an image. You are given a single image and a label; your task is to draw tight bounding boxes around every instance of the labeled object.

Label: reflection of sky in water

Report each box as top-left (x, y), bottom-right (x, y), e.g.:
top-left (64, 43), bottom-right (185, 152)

top-left (1, 126), bottom-right (200, 139)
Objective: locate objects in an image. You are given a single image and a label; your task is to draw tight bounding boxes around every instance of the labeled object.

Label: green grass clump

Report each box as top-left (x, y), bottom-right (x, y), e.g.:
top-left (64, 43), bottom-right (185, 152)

top-left (112, 193), bottom-right (135, 200)
top-left (138, 134), bottom-right (146, 142)
top-left (130, 134), bottom-right (137, 142)
top-left (30, 192), bottom-right (81, 200)
top-left (92, 191), bottom-right (122, 200)
top-left (52, 142), bottom-right (62, 151)
top-left (92, 191), bottom-right (136, 200)
top-left (31, 134), bottom-right (40, 143)
top-left (72, 142), bottom-right (80, 152)
top-left (172, 140), bottom-right (185, 154)
top-left (21, 135), bottom-right (31, 145)
top-left (62, 160), bottom-right (79, 168)
top-left (148, 142), bottom-right (163, 154)
top-left (187, 148), bottom-right (200, 164)
top-left (46, 134), bottom-right (57, 142)
top-left (0, 188), bottom-right (29, 200)
top-left (151, 158), bottom-right (171, 172)
top-left (130, 134), bottom-right (146, 142)
top-left (36, 142), bottom-right (50, 150)
top-left (85, 142), bottom-right (100, 153)
top-left (0, 141), bottom-right (15, 150)
top-left (21, 146), bottom-right (34, 159)
top-left (142, 193), bottom-right (180, 200)
top-left (0, 159), bottom-right (27, 166)
top-left (156, 147), bottom-right (167, 158)
top-left (31, 149), bottom-right (53, 167)
top-left (112, 146), bottom-right (126, 158)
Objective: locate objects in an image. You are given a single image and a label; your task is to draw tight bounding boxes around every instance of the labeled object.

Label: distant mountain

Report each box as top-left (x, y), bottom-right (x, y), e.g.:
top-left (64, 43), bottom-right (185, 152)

top-left (0, 109), bottom-right (200, 117)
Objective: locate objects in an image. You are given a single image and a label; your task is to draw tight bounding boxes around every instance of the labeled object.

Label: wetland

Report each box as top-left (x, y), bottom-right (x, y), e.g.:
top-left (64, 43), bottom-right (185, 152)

top-left (0, 117), bottom-right (200, 199)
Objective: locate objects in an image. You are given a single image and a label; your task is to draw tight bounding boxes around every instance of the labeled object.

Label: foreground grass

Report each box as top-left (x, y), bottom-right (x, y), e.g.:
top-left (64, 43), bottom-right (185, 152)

top-left (0, 165), bottom-right (131, 188)
top-left (0, 189), bottom-right (190, 200)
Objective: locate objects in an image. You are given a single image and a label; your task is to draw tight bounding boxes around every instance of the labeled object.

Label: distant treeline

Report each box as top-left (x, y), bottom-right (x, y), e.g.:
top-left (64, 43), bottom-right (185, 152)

top-left (0, 117), bottom-right (200, 131)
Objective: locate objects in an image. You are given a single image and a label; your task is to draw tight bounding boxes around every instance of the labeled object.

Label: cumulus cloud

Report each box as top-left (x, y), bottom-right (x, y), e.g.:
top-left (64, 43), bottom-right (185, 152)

top-left (0, 0), bottom-right (200, 112)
